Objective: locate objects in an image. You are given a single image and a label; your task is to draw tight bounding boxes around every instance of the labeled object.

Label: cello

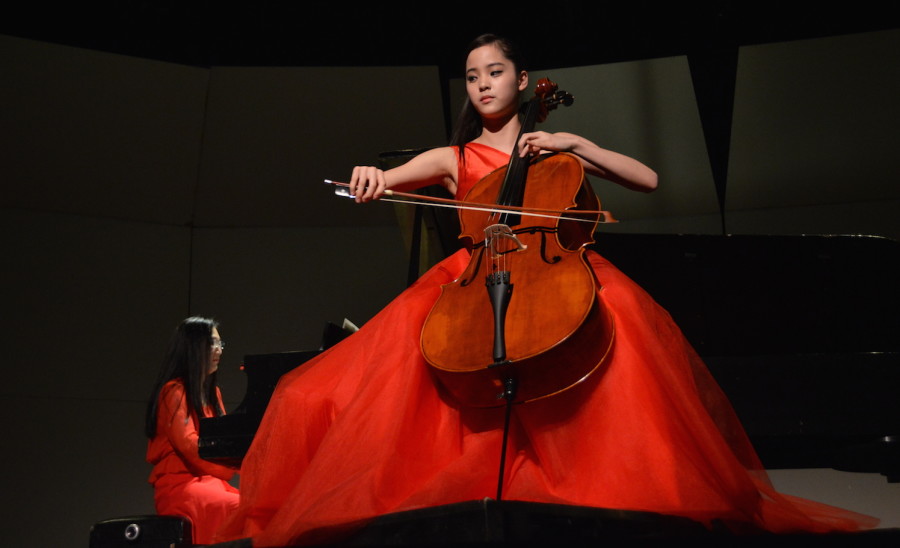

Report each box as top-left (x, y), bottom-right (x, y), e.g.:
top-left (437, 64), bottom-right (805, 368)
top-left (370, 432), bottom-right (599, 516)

top-left (420, 78), bottom-right (615, 408)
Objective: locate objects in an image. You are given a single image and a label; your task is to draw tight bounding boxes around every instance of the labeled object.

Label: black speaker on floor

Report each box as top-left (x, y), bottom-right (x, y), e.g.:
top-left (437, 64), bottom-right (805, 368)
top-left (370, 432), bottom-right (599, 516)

top-left (89, 515), bottom-right (192, 548)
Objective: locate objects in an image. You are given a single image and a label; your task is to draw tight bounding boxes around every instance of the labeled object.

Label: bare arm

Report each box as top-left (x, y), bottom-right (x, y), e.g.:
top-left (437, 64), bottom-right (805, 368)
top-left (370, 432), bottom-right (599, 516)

top-left (348, 146), bottom-right (458, 203)
top-left (519, 131), bottom-right (658, 193)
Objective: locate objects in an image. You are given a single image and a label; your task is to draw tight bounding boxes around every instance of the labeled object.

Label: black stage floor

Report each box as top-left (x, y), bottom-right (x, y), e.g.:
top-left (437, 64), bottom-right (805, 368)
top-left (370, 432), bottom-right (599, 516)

top-left (203, 499), bottom-right (899, 547)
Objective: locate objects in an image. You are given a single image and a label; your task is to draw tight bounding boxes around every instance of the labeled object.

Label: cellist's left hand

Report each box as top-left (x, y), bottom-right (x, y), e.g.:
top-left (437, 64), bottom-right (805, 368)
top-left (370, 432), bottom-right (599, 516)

top-left (518, 131), bottom-right (577, 158)
top-left (518, 130), bottom-right (659, 193)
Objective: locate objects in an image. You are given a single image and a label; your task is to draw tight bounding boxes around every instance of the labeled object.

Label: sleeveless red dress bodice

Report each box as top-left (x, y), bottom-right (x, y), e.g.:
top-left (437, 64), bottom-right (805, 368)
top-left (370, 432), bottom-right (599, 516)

top-left (454, 142), bottom-right (511, 199)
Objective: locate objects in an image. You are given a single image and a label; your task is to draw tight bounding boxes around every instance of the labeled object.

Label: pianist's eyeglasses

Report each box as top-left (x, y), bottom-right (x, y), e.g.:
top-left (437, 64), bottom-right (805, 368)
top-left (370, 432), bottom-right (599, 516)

top-left (211, 338), bottom-right (225, 350)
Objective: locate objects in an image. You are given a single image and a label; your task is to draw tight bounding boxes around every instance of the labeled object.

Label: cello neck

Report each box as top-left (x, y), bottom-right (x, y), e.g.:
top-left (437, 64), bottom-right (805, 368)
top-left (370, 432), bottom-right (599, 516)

top-left (494, 97), bottom-right (543, 227)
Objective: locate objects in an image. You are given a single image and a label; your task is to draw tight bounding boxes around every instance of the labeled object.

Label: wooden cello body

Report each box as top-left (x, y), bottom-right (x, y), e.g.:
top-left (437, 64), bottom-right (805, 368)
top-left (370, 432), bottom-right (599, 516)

top-left (420, 79), bottom-right (615, 407)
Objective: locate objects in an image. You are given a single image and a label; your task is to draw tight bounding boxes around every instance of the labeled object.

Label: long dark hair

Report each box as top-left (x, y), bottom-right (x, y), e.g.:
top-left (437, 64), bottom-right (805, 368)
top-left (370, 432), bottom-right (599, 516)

top-left (449, 33), bottom-right (529, 149)
top-left (145, 316), bottom-right (224, 438)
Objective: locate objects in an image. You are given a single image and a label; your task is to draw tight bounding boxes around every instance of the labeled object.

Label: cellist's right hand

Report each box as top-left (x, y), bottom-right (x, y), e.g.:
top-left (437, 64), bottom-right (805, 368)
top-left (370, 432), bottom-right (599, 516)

top-left (348, 166), bottom-right (387, 203)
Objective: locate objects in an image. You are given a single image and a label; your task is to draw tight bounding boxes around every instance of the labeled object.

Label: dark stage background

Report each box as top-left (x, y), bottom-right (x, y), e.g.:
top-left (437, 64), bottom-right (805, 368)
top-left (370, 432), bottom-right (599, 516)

top-left (1, 3), bottom-right (899, 546)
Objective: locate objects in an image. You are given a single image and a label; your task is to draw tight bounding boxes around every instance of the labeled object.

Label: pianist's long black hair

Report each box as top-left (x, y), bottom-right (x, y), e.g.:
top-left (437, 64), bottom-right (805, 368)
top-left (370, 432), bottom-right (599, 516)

top-left (145, 316), bottom-right (225, 438)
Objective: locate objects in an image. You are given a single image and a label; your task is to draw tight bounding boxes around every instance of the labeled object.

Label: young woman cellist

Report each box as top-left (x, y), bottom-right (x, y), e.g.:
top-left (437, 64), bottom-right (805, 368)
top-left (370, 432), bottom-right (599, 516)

top-left (214, 34), bottom-right (876, 547)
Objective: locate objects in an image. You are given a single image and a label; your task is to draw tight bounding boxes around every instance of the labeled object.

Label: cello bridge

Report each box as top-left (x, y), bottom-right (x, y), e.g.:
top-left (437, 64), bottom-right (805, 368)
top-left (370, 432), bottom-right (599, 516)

top-left (485, 224), bottom-right (528, 259)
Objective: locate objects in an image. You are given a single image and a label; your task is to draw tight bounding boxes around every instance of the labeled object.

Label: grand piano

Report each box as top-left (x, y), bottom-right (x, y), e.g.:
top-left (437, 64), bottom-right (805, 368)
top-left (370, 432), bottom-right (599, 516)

top-left (198, 232), bottom-right (899, 545)
top-left (594, 232), bottom-right (900, 481)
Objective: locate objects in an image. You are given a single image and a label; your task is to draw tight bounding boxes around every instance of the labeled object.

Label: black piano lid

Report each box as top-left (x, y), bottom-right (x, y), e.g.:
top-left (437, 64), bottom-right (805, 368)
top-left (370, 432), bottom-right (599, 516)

top-left (591, 233), bottom-right (900, 357)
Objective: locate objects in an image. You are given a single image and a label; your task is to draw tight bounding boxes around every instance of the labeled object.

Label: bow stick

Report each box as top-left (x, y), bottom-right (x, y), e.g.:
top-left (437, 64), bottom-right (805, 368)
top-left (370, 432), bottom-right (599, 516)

top-left (324, 180), bottom-right (618, 224)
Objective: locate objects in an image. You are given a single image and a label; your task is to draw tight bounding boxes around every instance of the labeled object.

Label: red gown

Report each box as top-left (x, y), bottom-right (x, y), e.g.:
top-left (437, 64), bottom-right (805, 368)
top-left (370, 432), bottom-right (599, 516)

top-left (147, 379), bottom-right (240, 545)
top-left (215, 143), bottom-right (877, 546)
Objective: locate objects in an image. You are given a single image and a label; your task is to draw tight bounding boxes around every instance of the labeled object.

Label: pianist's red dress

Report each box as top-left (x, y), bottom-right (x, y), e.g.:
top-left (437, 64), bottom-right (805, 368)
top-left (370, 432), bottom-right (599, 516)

top-left (147, 379), bottom-right (240, 545)
top-left (216, 143), bottom-right (876, 546)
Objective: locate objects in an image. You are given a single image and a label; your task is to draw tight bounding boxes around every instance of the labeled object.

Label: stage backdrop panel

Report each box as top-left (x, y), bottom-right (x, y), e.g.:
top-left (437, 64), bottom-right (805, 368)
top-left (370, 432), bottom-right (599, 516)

top-left (0, 35), bottom-right (209, 225)
top-left (193, 65), bottom-right (448, 229)
top-left (727, 29), bottom-right (900, 238)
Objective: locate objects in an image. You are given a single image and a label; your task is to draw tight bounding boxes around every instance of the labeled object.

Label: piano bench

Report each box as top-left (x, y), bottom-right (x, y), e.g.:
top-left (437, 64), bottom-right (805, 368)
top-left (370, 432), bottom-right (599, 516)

top-left (89, 514), bottom-right (192, 548)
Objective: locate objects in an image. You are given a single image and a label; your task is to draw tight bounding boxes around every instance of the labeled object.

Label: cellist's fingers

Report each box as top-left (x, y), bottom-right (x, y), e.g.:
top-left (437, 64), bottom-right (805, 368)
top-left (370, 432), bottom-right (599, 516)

top-left (374, 170), bottom-right (388, 200)
top-left (518, 131), bottom-right (550, 157)
top-left (517, 133), bottom-right (532, 157)
top-left (349, 166), bottom-right (385, 203)
top-left (363, 168), bottom-right (387, 202)
top-left (348, 166), bottom-right (364, 201)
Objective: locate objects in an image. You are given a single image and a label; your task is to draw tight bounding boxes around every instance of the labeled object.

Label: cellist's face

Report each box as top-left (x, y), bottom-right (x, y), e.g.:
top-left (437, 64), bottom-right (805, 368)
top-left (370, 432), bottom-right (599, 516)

top-left (465, 44), bottom-right (528, 121)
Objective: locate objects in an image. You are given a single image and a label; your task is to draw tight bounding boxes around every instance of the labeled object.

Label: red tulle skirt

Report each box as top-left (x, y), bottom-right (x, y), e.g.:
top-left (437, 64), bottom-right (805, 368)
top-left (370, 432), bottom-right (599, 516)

top-left (215, 250), bottom-right (877, 546)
